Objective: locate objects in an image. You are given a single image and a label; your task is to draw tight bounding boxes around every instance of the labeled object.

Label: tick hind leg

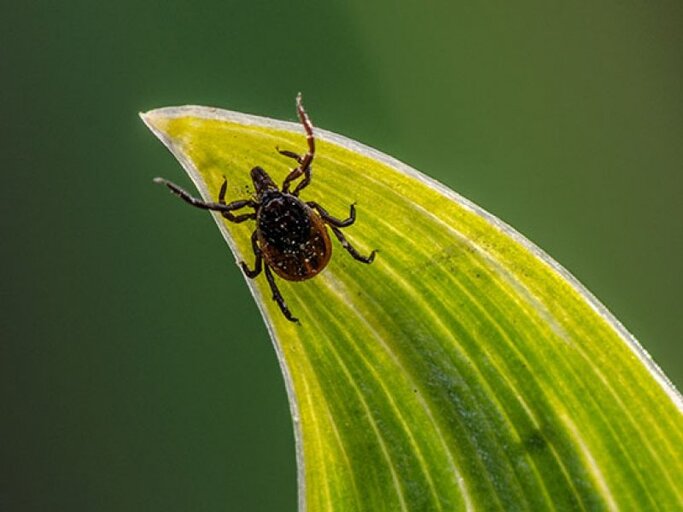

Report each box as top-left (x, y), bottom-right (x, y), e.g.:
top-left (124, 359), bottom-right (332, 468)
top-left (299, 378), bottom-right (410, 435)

top-left (237, 230), bottom-right (298, 323)
top-left (240, 231), bottom-right (263, 278)
top-left (264, 265), bottom-right (299, 323)
top-left (329, 225), bottom-right (377, 264)
top-left (281, 93), bottom-right (315, 196)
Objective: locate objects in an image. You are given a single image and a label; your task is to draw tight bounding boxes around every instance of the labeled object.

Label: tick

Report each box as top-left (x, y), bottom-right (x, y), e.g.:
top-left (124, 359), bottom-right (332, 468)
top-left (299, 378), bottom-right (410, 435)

top-left (154, 94), bottom-right (376, 323)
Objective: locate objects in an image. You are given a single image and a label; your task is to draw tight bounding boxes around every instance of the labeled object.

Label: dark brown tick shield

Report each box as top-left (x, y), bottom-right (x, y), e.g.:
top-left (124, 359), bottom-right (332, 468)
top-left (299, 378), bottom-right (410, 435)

top-left (256, 194), bottom-right (332, 281)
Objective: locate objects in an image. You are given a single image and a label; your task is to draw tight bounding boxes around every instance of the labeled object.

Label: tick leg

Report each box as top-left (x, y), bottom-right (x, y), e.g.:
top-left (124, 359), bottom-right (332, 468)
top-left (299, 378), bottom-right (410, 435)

top-left (264, 264), bottom-right (299, 323)
top-left (218, 177), bottom-right (229, 204)
top-left (240, 231), bottom-right (263, 278)
top-left (222, 211), bottom-right (256, 223)
top-left (276, 147), bottom-right (303, 163)
top-left (291, 170), bottom-right (313, 197)
top-left (330, 225), bottom-right (377, 264)
top-left (277, 147), bottom-right (313, 195)
top-left (307, 201), bottom-right (356, 227)
top-left (154, 177), bottom-right (256, 214)
top-left (282, 93), bottom-right (315, 195)
top-left (217, 178), bottom-right (256, 222)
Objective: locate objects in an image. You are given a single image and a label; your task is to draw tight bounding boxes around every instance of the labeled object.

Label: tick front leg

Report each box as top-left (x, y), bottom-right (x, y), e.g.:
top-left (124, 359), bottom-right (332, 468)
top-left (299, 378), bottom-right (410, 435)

top-left (277, 148), bottom-right (314, 195)
top-left (214, 177), bottom-right (258, 222)
top-left (282, 93), bottom-right (315, 195)
top-left (307, 201), bottom-right (356, 227)
top-left (240, 231), bottom-right (263, 278)
top-left (264, 264), bottom-right (299, 323)
top-left (155, 177), bottom-right (256, 214)
top-left (330, 225), bottom-right (377, 264)
top-left (276, 147), bottom-right (303, 163)
top-left (222, 211), bottom-right (256, 223)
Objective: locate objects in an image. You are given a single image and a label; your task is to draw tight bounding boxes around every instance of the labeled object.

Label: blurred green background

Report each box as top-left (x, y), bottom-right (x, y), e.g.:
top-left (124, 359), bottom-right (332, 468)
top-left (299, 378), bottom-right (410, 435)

top-left (2, 1), bottom-right (681, 510)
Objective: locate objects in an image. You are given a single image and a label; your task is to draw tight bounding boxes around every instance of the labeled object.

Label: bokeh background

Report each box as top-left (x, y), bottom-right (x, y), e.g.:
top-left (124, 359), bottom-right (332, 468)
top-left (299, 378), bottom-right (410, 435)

top-left (2, 1), bottom-right (681, 510)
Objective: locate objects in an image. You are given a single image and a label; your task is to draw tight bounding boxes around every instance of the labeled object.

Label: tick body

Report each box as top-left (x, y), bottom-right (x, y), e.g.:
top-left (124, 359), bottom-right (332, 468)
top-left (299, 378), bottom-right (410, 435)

top-left (256, 188), bottom-right (332, 280)
top-left (155, 94), bottom-right (376, 323)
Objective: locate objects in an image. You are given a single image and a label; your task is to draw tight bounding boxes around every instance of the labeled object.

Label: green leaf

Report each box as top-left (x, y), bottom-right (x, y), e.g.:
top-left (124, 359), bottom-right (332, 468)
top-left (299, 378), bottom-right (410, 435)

top-left (141, 101), bottom-right (683, 511)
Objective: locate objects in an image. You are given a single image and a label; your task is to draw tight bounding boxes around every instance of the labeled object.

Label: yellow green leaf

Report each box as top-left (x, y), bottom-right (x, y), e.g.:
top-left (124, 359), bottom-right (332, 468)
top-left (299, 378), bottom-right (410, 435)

top-left (141, 100), bottom-right (683, 511)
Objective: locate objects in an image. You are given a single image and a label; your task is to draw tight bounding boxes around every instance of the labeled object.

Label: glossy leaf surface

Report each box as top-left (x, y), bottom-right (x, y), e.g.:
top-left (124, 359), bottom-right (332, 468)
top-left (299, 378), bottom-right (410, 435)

top-left (142, 103), bottom-right (682, 511)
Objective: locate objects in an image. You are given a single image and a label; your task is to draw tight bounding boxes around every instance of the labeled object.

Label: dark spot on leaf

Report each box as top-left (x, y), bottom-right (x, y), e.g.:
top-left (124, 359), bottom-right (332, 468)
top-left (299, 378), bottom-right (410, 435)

top-left (522, 429), bottom-right (548, 454)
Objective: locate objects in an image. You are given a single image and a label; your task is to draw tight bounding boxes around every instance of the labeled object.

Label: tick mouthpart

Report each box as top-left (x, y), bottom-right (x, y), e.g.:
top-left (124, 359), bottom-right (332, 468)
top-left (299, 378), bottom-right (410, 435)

top-left (250, 166), bottom-right (278, 195)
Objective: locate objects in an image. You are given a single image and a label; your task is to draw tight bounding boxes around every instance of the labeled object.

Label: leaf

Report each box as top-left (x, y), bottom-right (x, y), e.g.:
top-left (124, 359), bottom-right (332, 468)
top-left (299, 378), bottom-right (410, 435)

top-left (141, 101), bottom-right (683, 511)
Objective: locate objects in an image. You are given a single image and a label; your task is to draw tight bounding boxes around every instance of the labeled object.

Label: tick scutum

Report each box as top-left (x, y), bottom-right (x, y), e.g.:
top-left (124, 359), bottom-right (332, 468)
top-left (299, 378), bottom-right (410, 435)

top-left (258, 193), bottom-right (310, 250)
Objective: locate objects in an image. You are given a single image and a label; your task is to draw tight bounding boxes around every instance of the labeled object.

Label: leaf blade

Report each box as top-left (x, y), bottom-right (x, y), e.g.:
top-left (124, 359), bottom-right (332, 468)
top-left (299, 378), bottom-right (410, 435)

top-left (142, 105), bottom-right (683, 511)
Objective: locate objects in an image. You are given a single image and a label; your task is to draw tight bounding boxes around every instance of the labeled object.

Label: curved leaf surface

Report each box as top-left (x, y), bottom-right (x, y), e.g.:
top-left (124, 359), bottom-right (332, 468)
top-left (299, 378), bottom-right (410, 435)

top-left (141, 102), bottom-right (682, 512)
